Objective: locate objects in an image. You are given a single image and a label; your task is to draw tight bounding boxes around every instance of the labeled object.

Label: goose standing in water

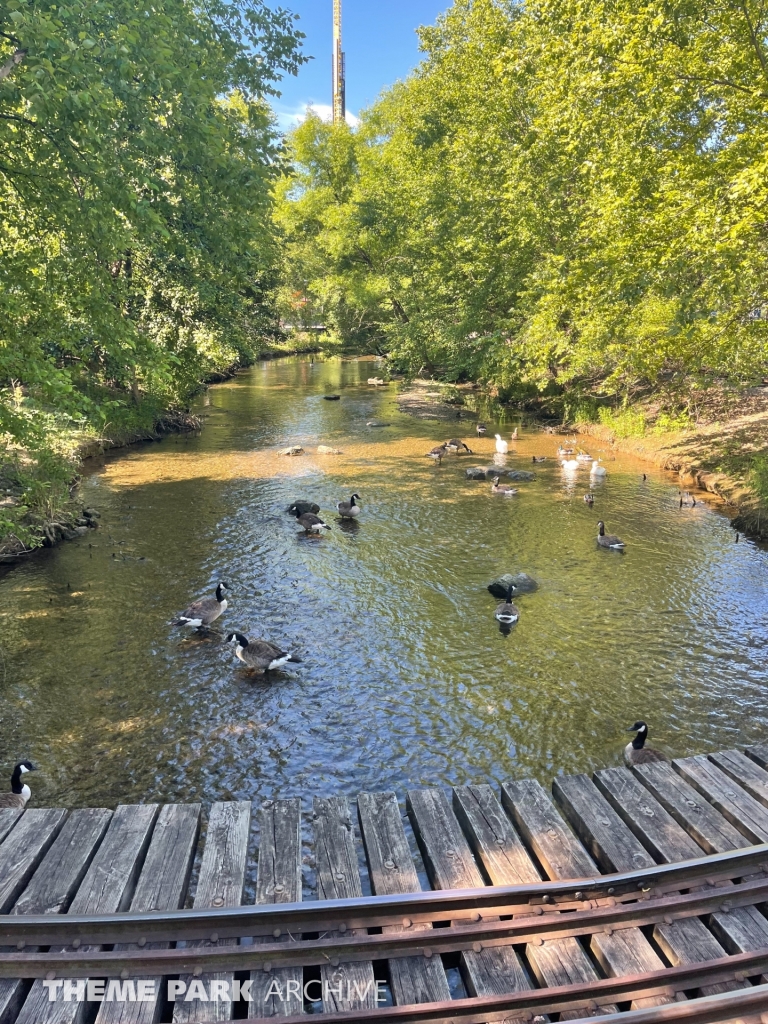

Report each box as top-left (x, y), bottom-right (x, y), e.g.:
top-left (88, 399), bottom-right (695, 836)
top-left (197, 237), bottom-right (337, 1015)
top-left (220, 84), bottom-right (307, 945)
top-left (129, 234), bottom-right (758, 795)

top-left (495, 434), bottom-right (509, 455)
top-left (0, 761), bottom-right (38, 808)
top-left (291, 508), bottom-right (331, 533)
top-left (337, 494), bottom-right (361, 518)
top-left (176, 583), bottom-right (229, 628)
top-left (597, 520), bottom-right (625, 549)
top-left (476, 423), bottom-right (487, 437)
top-left (446, 438), bottom-right (472, 454)
top-left (495, 586), bottom-right (520, 624)
top-left (226, 633), bottom-right (302, 675)
top-left (624, 721), bottom-right (668, 766)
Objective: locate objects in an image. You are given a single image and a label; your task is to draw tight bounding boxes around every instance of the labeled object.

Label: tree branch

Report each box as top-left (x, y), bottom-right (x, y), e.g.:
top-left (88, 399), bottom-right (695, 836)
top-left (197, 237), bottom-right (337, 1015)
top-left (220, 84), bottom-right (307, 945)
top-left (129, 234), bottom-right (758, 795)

top-left (0, 48), bottom-right (27, 82)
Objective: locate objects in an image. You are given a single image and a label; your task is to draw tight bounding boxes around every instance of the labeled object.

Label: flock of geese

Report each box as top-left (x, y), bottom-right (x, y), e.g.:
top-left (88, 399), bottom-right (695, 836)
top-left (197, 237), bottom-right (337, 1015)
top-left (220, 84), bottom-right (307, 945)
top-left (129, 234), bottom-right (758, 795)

top-left (0, 719), bottom-right (667, 806)
top-left (425, 425), bottom-right (634, 625)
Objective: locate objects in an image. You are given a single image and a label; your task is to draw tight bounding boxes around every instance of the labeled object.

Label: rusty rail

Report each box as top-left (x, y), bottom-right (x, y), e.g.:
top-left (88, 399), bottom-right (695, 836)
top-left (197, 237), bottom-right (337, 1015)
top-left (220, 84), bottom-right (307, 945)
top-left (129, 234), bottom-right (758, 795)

top-left (2, 875), bottom-right (767, 978)
top-left (1, 840), bottom-right (766, 949)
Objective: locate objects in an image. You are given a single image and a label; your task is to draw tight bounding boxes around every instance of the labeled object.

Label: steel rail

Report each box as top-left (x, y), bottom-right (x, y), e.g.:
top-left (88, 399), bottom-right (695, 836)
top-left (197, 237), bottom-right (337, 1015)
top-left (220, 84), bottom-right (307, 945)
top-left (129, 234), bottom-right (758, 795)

top-left (3, 876), bottom-right (768, 978)
top-left (1, 841), bottom-right (766, 948)
top-left (228, 958), bottom-right (768, 1024)
top-left (233, 981), bottom-right (768, 1024)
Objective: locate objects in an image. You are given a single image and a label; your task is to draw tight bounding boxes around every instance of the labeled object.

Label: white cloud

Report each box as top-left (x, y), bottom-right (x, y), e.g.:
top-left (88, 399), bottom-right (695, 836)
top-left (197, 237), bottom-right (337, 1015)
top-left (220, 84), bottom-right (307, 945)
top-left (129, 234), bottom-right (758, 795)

top-left (273, 102), bottom-right (359, 133)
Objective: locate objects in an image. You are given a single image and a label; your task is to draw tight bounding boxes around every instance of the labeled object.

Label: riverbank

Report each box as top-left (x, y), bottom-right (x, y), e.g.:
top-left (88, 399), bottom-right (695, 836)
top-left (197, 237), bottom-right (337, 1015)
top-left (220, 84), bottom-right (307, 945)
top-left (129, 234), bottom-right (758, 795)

top-left (573, 385), bottom-right (768, 541)
top-left (0, 340), bottom-right (329, 563)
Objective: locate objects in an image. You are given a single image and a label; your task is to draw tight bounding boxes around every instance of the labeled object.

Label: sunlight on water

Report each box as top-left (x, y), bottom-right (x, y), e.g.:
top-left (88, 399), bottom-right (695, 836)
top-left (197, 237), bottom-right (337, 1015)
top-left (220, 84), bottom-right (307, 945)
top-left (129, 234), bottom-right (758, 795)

top-left (1, 354), bottom-right (767, 810)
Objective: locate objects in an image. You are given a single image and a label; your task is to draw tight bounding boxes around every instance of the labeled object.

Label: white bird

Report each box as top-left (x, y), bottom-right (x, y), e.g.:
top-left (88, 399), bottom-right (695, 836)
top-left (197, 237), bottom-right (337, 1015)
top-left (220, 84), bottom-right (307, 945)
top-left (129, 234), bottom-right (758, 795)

top-left (590, 460), bottom-right (607, 477)
top-left (562, 459), bottom-right (579, 471)
top-left (495, 434), bottom-right (508, 454)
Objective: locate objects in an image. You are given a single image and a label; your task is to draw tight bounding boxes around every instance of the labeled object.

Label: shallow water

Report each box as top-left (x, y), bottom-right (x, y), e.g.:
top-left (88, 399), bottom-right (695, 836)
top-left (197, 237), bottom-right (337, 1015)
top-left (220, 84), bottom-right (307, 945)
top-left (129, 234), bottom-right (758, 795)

top-left (1, 355), bottom-right (767, 813)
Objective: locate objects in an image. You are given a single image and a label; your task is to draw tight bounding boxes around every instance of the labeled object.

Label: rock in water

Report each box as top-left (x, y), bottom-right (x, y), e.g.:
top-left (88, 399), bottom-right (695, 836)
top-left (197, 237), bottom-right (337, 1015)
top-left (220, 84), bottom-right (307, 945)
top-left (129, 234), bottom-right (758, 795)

top-left (279, 446), bottom-right (304, 456)
top-left (466, 466), bottom-right (536, 481)
top-left (287, 501), bottom-right (320, 516)
top-left (317, 445), bottom-right (343, 454)
top-left (487, 573), bottom-right (539, 598)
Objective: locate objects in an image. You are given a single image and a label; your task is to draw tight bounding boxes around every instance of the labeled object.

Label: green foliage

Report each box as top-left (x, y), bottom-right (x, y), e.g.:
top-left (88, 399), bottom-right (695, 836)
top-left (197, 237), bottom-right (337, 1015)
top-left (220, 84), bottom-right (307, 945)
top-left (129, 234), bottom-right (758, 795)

top-left (277, 0), bottom-right (768, 395)
top-left (750, 455), bottom-right (768, 502)
top-left (0, 0), bottom-right (305, 543)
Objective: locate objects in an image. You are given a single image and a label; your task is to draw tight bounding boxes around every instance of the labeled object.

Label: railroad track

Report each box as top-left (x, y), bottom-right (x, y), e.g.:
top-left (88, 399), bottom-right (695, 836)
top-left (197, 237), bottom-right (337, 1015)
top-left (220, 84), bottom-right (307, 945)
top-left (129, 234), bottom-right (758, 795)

top-left (1, 744), bottom-right (768, 1023)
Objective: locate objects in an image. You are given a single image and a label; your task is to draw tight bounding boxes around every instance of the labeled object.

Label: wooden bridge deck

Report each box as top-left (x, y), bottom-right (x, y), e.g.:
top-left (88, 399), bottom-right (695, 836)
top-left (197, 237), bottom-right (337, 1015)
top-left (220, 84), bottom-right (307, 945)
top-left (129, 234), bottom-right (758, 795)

top-left (1, 745), bottom-right (768, 1023)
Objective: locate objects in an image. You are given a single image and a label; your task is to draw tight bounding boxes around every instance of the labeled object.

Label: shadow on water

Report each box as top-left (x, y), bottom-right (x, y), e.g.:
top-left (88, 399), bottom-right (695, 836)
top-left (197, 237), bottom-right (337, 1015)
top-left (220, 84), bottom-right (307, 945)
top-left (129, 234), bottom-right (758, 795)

top-left (1, 354), bottom-right (767, 814)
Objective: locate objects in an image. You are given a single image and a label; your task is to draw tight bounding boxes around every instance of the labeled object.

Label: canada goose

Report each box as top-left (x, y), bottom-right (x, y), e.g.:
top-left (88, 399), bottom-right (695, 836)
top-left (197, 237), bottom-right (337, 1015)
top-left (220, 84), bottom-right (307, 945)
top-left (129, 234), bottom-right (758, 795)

top-left (583, 493), bottom-right (595, 505)
top-left (491, 476), bottom-right (518, 495)
top-left (226, 633), bottom-right (302, 674)
top-left (337, 494), bottom-right (361, 518)
top-left (446, 438), bottom-right (472, 453)
top-left (511, 428), bottom-right (518, 440)
top-left (624, 722), bottom-right (669, 766)
top-left (495, 587), bottom-right (520, 624)
top-left (532, 456), bottom-right (547, 463)
top-left (476, 423), bottom-right (487, 436)
top-left (176, 583), bottom-right (229, 628)
top-left (495, 435), bottom-right (508, 454)
top-left (597, 520), bottom-right (625, 549)
top-left (679, 491), bottom-right (697, 508)
top-left (287, 500), bottom-right (320, 516)
top-left (590, 460), bottom-right (607, 477)
top-left (291, 509), bottom-right (331, 533)
top-left (642, 474), bottom-right (647, 481)
top-left (0, 761), bottom-right (38, 808)
top-left (426, 444), bottom-right (447, 464)
top-left (735, 531), bottom-right (740, 543)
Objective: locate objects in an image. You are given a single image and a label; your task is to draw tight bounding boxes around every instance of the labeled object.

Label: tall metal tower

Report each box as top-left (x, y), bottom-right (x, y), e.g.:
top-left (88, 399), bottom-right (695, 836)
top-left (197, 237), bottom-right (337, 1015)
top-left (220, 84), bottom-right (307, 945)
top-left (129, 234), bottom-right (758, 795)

top-left (332, 0), bottom-right (345, 124)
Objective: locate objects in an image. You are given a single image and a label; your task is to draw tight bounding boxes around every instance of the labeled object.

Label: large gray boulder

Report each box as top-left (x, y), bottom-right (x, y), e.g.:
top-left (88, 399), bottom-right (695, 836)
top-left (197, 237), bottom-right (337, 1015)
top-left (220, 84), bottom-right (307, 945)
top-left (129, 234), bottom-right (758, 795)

top-left (487, 573), bottom-right (539, 598)
top-left (465, 466), bottom-right (536, 481)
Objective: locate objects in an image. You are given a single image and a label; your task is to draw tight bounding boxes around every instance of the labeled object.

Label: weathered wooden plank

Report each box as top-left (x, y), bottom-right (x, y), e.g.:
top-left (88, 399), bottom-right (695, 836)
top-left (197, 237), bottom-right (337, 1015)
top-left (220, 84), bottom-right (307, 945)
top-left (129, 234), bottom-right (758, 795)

top-left (453, 785), bottom-right (541, 886)
top-left (357, 791), bottom-right (451, 1007)
top-left (619, 762), bottom-right (756, 997)
top-left (0, 808), bottom-right (22, 845)
top-left (14, 803), bottom-right (159, 1024)
top-left (0, 808), bottom-right (68, 912)
top-left (312, 795), bottom-right (377, 1012)
top-left (552, 774), bottom-right (656, 874)
top-left (173, 801), bottom-right (251, 1024)
top-left (633, 761), bottom-right (752, 854)
top-left (653, 916), bottom-right (744, 997)
top-left (500, 779), bottom-right (595, 881)
top-left (709, 748), bottom-right (768, 810)
top-left (0, 808), bottom-right (112, 1024)
top-left (555, 772), bottom-right (747, 999)
top-left (249, 798), bottom-right (303, 1019)
top-left (503, 778), bottom-right (660, 1012)
top-left (95, 803), bottom-right (201, 1024)
top-left (455, 782), bottom-right (618, 1016)
top-left (593, 767), bottom-right (703, 863)
top-left (674, 755), bottom-right (768, 843)
top-left (407, 788), bottom-right (540, 1007)
top-left (745, 742), bottom-right (768, 768)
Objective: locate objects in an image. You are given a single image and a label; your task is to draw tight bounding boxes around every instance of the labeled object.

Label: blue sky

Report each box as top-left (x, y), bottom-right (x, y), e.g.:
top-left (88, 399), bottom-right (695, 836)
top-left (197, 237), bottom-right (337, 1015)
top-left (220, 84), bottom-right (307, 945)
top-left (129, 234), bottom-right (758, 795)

top-left (271, 0), bottom-right (449, 130)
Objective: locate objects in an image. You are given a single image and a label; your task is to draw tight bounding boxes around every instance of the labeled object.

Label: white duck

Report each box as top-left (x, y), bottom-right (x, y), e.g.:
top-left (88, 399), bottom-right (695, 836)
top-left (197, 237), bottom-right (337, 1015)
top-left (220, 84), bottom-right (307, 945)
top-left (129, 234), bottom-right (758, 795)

top-left (495, 434), bottom-right (509, 455)
top-left (590, 460), bottom-right (607, 478)
top-left (561, 459), bottom-right (579, 471)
